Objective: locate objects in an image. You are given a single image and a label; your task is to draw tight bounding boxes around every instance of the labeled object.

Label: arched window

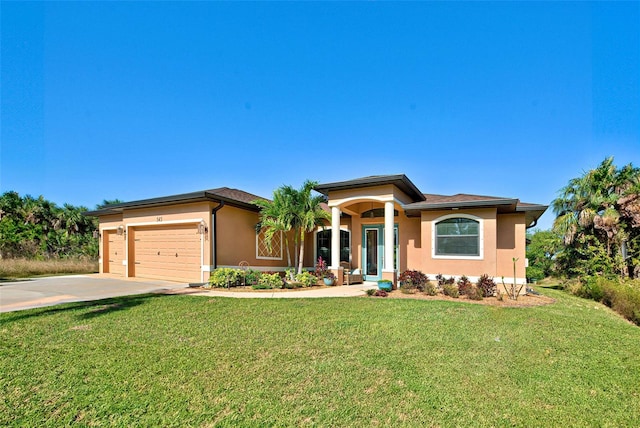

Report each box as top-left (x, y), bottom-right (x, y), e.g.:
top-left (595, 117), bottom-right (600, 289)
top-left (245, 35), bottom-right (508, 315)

top-left (316, 229), bottom-right (350, 263)
top-left (434, 217), bottom-right (480, 257)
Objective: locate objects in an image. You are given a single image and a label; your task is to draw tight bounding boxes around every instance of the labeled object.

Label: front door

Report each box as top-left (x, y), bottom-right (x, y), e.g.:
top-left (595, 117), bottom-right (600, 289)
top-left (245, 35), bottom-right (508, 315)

top-left (362, 225), bottom-right (398, 281)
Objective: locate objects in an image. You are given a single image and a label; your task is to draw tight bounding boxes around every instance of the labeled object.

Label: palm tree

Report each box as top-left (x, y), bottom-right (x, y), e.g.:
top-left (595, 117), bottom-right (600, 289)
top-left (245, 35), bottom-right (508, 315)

top-left (253, 186), bottom-right (296, 269)
top-left (552, 157), bottom-right (640, 277)
top-left (294, 180), bottom-right (331, 274)
top-left (254, 180), bottom-right (331, 275)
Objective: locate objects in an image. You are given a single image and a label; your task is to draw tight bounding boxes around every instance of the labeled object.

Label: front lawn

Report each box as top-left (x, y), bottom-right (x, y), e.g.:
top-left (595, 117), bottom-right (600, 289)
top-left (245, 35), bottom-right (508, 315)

top-left (1, 287), bottom-right (639, 426)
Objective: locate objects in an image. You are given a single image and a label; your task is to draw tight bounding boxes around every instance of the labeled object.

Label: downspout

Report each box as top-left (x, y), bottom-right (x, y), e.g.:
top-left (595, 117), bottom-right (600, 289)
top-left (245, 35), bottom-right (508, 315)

top-left (526, 218), bottom-right (538, 229)
top-left (211, 201), bottom-right (225, 269)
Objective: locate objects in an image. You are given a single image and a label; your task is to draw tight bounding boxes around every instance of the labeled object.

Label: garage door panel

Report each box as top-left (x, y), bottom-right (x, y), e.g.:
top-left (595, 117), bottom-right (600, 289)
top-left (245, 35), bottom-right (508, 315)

top-left (132, 224), bottom-right (201, 283)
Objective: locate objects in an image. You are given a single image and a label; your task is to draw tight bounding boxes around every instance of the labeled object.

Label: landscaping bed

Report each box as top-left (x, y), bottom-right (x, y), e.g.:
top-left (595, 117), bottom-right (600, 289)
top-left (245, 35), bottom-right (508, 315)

top-left (381, 288), bottom-right (555, 307)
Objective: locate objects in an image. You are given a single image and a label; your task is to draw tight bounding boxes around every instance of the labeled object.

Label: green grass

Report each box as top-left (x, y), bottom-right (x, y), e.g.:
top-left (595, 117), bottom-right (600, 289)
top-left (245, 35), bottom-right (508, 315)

top-left (1, 287), bottom-right (639, 426)
top-left (0, 258), bottom-right (98, 280)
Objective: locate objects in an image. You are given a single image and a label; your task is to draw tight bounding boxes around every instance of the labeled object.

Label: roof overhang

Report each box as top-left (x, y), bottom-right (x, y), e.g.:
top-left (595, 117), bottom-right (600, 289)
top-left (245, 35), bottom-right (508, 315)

top-left (83, 190), bottom-right (261, 217)
top-left (516, 204), bottom-right (549, 228)
top-left (403, 198), bottom-right (519, 217)
top-left (314, 174), bottom-right (426, 202)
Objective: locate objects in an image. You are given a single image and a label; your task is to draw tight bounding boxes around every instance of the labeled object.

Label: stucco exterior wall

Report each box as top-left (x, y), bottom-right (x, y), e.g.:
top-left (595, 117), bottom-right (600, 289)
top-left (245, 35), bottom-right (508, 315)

top-left (97, 214), bottom-right (124, 274)
top-left (495, 212), bottom-right (527, 288)
top-left (420, 208), bottom-right (498, 279)
top-left (216, 205), bottom-right (295, 270)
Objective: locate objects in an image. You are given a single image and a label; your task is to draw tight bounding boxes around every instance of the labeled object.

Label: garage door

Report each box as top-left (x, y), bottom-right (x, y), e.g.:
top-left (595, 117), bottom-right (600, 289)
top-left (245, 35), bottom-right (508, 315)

top-left (131, 224), bottom-right (201, 283)
top-left (104, 230), bottom-right (125, 276)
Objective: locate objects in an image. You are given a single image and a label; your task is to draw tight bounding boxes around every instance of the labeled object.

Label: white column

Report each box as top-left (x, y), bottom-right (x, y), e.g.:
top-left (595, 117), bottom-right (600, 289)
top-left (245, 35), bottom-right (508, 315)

top-left (331, 206), bottom-right (341, 268)
top-left (384, 201), bottom-right (394, 272)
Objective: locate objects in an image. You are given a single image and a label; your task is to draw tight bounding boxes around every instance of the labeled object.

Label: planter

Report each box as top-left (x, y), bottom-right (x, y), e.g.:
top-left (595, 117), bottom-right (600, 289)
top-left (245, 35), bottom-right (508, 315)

top-left (323, 277), bottom-right (335, 286)
top-left (378, 280), bottom-right (393, 292)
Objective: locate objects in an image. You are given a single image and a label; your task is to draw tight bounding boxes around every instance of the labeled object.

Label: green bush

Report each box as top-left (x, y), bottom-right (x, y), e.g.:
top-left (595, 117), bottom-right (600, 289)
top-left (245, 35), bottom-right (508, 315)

top-left (399, 283), bottom-right (416, 294)
top-left (283, 281), bottom-right (302, 289)
top-left (581, 276), bottom-right (606, 301)
top-left (423, 281), bottom-right (437, 296)
top-left (209, 268), bottom-right (242, 288)
top-left (442, 284), bottom-right (459, 298)
top-left (366, 289), bottom-right (376, 296)
top-left (295, 271), bottom-right (317, 288)
top-left (526, 265), bottom-right (545, 282)
top-left (257, 272), bottom-right (283, 289)
top-left (251, 282), bottom-right (273, 290)
top-left (565, 276), bottom-right (640, 326)
top-left (244, 269), bottom-right (262, 286)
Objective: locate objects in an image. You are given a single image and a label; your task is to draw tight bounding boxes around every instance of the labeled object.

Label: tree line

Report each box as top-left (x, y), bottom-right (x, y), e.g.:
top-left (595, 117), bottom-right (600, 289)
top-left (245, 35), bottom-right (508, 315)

top-left (0, 192), bottom-right (120, 260)
top-left (527, 157), bottom-right (640, 280)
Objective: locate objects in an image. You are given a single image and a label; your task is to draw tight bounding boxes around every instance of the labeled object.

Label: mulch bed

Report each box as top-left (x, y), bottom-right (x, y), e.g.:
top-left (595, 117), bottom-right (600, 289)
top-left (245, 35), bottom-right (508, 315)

top-left (381, 289), bottom-right (555, 307)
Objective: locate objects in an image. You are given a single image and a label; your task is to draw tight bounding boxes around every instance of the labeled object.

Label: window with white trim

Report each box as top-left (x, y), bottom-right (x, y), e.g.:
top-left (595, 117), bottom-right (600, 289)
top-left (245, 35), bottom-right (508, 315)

top-left (256, 229), bottom-right (283, 260)
top-left (434, 217), bottom-right (480, 257)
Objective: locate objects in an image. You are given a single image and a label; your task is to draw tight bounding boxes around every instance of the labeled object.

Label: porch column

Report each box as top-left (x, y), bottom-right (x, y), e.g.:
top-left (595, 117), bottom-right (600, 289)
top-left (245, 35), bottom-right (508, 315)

top-left (383, 200), bottom-right (396, 286)
top-left (330, 206), bottom-right (343, 285)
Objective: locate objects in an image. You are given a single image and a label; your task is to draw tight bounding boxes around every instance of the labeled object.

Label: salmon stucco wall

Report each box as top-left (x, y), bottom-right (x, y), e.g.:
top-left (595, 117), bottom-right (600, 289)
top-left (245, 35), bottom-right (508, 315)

top-left (215, 204), bottom-right (295, 270)
top-left (420, 208), bottom-right (498, 279)
top-left (495, 212), bottom-right (527, 289)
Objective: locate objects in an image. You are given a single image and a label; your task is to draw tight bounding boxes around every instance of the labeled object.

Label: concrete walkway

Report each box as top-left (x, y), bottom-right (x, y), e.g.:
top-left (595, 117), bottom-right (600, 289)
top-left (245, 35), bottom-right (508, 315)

top-left (181, 282), bottom-right (377, 299)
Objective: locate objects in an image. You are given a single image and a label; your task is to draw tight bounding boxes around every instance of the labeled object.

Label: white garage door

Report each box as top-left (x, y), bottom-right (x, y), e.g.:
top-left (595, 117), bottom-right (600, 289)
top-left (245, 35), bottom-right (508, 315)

top-left (131, 224), bottom-right (201, 283)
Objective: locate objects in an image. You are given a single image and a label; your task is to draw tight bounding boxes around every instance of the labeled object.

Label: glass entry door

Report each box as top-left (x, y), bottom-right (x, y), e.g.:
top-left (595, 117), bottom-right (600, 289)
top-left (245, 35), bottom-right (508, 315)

top-left (364, 228), bottom-right (379, 279)
top-left (362, 225), bottom-right (398, 281)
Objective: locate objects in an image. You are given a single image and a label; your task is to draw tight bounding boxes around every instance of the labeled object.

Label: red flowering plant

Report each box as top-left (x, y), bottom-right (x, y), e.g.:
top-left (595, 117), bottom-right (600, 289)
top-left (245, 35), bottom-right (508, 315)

top-left (315, 256), bottom-right (334, 279)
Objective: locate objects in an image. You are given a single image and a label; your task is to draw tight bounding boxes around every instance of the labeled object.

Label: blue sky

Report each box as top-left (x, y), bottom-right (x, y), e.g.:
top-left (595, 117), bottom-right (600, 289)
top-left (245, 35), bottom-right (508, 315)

top-left (2, 2), bottom-right (638, 230)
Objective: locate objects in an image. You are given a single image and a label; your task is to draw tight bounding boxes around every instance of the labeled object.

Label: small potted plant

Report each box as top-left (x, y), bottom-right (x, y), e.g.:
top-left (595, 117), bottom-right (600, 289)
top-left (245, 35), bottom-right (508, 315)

top-left (323, 271), bottom-right (336, 286)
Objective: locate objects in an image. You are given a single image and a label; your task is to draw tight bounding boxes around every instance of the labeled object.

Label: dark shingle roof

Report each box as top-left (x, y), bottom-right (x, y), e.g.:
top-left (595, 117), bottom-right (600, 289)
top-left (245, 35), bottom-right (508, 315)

top-left (315, 174), bottom-right (425, 202)
top-left (83, 187), bottom-right (265, 217)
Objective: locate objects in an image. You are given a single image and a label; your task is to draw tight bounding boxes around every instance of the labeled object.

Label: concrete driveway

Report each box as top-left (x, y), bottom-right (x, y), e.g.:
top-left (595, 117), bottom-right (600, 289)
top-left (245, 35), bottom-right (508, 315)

top-left (0, 275), bottom-right (188, 313)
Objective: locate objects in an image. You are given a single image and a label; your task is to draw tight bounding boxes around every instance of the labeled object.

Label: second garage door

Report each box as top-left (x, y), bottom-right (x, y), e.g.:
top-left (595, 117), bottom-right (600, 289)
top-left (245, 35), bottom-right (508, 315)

top-left (131, 224), bottom-right (201, 283)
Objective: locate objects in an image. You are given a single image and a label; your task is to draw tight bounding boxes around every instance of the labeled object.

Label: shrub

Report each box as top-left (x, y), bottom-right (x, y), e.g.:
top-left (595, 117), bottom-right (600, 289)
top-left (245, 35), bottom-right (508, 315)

top-left (209, 268), bottom-right (242, 288)
top-left (244, 269), bottom-right (262, 286)
top-left (373, 290), bottom-right (388, 297)
top-left (398, 270), bottom-right (428, 291)
top-left (580, 276), bottom-right (606, 301)
top-left (423, 281), bottom-right (437, 296)
top-left (252, 282), bottom-right (273, 290)
top-left (477, 274), bottom-right (497, 297)
top-left (366, 289), bottom-right (376, 296)
top-left (295, 271), bottom-right (317, 288)
top-left (606, 283), bottom-right (640, 326)
top-left (567, 276), bottom-right (640, 326)
top-left (526, 265), bottom-right (545, 282)
top-left (283, 281), bottom-right (302, 289)
top-left (457, 275), bottom-right (473, 295)
top-left (315, 256), bottom-right (329, 279)
top-left (399, 283), bottom-right (416, 294)
top-left (256, 272), bottom-right (283, 289)
top-left (436, 273), bottom-right (455, 287)
top-left (442, 284), bottom-right (459, 298)
top-left (466, 285), bottom-right (484, 301)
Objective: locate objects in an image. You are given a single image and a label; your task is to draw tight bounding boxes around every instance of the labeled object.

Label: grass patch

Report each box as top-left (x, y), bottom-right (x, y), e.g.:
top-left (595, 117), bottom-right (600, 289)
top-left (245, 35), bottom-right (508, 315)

top-left (1, 287), bottom-right (639, 426)
top-left (0, 258), bottom-right (98, 280)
